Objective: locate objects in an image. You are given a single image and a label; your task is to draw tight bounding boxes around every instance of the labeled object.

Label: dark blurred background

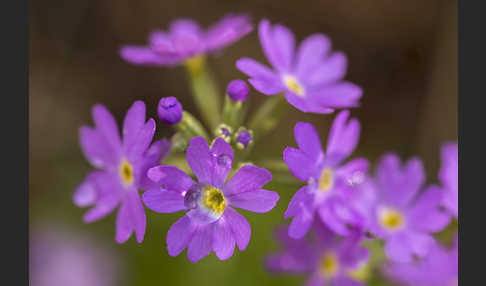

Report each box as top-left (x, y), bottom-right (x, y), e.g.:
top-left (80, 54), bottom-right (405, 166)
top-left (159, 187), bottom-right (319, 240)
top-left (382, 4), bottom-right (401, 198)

top-left (29, 0), bottom-right (457, 285)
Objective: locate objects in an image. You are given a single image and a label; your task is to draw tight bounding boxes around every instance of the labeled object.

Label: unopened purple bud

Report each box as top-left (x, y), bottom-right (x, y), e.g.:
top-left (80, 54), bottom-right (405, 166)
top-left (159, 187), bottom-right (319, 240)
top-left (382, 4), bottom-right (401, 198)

top-left (226, 80), bottom-right (249, 102)
top-left (236, 130), bottom-right (253, 149)
top-left (158, 97), bottom-right (182, 124)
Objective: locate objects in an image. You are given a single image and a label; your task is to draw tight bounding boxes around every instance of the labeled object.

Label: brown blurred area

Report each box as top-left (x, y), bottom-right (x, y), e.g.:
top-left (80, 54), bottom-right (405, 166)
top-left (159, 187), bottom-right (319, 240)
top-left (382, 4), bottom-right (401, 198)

top-left (29, 0), bottom-right (457, 208)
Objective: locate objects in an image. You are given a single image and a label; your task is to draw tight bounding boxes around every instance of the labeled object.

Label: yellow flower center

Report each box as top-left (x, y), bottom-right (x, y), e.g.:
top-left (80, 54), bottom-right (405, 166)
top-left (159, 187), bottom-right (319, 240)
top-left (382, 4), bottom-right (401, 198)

top-left (319, 253), bottom-right (339, 278)
top-left (379, 208), bottom-right (406, 231)
top-left (283, 75), bottom-right (305, 96)
top-left (319, 168), bottom-right (334, 193)
top-left (202, 187), bottom-right (226, 215)
top-left (119, 159), bottom-right (134, 186)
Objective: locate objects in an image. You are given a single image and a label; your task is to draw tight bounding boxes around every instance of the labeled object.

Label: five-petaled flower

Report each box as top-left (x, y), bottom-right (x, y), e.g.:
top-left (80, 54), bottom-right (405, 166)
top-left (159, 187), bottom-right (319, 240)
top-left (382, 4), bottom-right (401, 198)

top-left (120, 14), bottom-right (253, 67)
top-left (74, 101), bottom-right (171, 243)
top-left (283, 111), bottom-right (369, 239)
top-left (236, 19), bottom-right (362, 114)
top-left (368, 153), bottom-right (451, 262)
top-left (142, 137), bottom-right (279, 263)
top-left (266, 221), bottom-right (369, 286)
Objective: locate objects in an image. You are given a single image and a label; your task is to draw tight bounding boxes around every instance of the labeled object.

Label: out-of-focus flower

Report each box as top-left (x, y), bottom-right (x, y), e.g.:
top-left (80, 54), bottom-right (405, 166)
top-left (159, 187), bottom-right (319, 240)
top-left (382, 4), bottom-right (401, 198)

top-left (30, 224), bottom-right (121, 286)
top-left (74, 101), bottom-right (171, 243)
top-left (120, 14), bottom-right (253, 67)
top-left (368, 154), bottom-right (451, 262)
top-left (142, 137), bottom-right (279, 263)
top-left (266, 222), bottom-right (369, 286)
top-left (236, 19), bottom-right (362, 114)
top-left (283, 111), bottom-right (369, 239)
top-left (384, 235), bottom-right (458, 286)
top-left (439, 142), bottom-right (458, 218)
top-left (226, 79), bottom-right (249, 102)
top-left (158, 97), bottom-right (183, 125)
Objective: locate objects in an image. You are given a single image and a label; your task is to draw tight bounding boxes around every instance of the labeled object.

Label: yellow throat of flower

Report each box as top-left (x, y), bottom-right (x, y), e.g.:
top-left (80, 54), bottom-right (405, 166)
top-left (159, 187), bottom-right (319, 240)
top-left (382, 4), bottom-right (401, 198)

top-left (320, 252), bottom-right (339, 278)
top-left (319, 167), bottom-right (334, 193)
top-left (379, 208), bottom-right (406, 231)
top-left (119, 159), bottom-right (134, 186)
top-left (202, 187), bottom-right (226, 215)
top-left (283, 75), bottom-right (304, 96)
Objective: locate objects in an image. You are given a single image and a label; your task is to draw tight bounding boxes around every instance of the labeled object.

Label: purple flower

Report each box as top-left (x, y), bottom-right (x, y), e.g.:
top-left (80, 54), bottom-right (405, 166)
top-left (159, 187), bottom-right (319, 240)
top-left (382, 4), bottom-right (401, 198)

top-left (226, 79), bottom-right (249, 102)
top-left (158, 96), bottom-right (183, 125)
top-left (439, 142), bottom-right (458, 218)
top-left (283, 111), bottom-right (369, 239)
top-left (368, 153), bottom-right (451, 262)
top-left (266, 222), bottom-right (369, 286)
top-left (142, 137), bottom-right (279, 263)
top-left (384, 235), bottom-right (458, 286)
top-left (74, 101), bottom-right (171, 243)
top-left (236, 129), bottom-right (253, 149)
top-left (236, 19), bottom-right (362, 114)
top-left (120, 14), bottom-right (253, 66)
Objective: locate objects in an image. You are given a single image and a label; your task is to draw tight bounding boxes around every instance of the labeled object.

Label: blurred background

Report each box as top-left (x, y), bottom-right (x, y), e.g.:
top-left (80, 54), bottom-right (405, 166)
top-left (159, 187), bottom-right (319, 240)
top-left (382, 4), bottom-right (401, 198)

top-left (29, 0), bottom-right (457, 285)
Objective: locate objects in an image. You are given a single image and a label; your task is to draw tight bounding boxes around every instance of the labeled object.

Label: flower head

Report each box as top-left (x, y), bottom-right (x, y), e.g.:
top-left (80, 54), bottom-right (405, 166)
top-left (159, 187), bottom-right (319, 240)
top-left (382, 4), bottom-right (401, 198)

top-left (142, 137), bottom-right (279, 263)
top-left (158, 96), bottom-right (183, 125)
top-left (283, 111), bottom-right (369, 239)
top-left (266, 222), bottom-right (369, 286)
top-left (120, 14), bottom-right (253, 67)
top-left (74, 101), bottom-right (171, 243)
top-left (439, 142), bottom-right (458, 218)
top-left (226, 79), bottom-right (249, 102)
top-left (383, 235), bottom-right (458, 286)
top-left (236, 19), bottom-right (362, 114)
top-left (368, 153), bottom-right (451, 262)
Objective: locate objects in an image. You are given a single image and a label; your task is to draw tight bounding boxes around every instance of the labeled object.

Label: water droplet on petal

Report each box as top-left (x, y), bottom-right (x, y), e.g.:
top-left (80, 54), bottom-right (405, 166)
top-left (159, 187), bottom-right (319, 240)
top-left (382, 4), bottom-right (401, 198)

top-left (216, 154), bottom-right (232, 168)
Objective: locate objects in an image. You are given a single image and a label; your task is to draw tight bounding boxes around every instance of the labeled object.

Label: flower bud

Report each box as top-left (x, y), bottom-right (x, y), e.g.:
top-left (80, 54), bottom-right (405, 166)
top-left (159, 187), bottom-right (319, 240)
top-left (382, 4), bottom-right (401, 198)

top-left (235, 129), bottom-right (253, 149)
top-left (158, 97), bottom-right (182, 124)
top-left (226, 79), bottom-right (249, 102)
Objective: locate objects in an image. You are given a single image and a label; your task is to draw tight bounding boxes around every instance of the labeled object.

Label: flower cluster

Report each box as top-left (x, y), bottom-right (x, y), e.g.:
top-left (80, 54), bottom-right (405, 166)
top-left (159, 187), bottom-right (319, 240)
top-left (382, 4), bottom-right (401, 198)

top-left (74, 14), bottom-right (458, 285)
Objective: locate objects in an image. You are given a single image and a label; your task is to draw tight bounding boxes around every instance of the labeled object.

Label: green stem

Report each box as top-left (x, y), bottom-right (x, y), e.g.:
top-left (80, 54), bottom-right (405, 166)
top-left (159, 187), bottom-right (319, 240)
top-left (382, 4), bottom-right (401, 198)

top-left (247, 94), bottom-right (288, 141)
top-left (184, 56), bottom-right (221, 130)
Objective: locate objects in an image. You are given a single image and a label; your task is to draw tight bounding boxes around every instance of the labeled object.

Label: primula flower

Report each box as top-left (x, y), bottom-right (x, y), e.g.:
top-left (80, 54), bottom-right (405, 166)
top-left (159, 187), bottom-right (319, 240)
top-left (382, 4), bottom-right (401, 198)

top-left (266, 222), bottom-right (369, 286)
top-left (236, 19), bottom-right (362, 114)
top-left (142, 137), bottom-right (279, 263)
top-left (283, 111), bottom-right (369, 239)
top-left (120, 14), bottom-right (253, 67)
top-left (368, 153), bottom-right (451, 262)
top-left (439, 142), bottom-right (458, 218)
top-left (74, 101), bottom-right (171, 243)
top-left (384, 235), bottom-right (458, 286)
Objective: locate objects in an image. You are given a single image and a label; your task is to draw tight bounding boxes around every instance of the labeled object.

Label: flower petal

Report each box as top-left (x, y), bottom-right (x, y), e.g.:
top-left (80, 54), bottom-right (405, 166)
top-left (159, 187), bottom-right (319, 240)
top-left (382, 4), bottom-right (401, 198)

top-left (288, 201), bottom-right (315, 239)
top-left (258, 19), bottom-right (293, 72)
top-left (142, 189), bottom-right (185, 213)
top-left (138, 139), bottom-right (172, 190)
top-left (384, 234), bottom-right (413, 263)
top-left (236, 58), bottom-right (279, 80)
top-left (83, 173), bottom-right (123, 223)
top-left (119, 46), bottom-right (176, 66)
top-left (147, 165), bottom-right (195, 193)
top-left (212, 216), bottom-right (236, 260)
top-left (283, 147), bottom-right (317, 181)
top-left (125, 118), bottom-right (156, 164)
top-left (409, 186), bottom-right (450, 232)
top-left (210, 138), bottom-right (234, 188)
top-left (79, 126), bottom-right (118, 169)
top-left (122, 101), bottom-right (146, 152)
top-left (310, 81), bottom-right (362, 109)
top-left (115, 190), bottom-right (146, 243)
top-left (92, 104), bottom-right (122, 154)
top-left (284, 186), bottom-right (314, 219)
top-left (333, 276), bottom-right (364, 286)
top-left (294, 122), bottom-right (324, 160)
top-left (186, 137), bottom-right (213, 184)
top-left (224, 207), bottom-right (251, 250)
top-left (248, 78), bottom-right (286, 95)
top-left (272, 24), bottom-right (295, 71)
top-left (224, 164), bottom-right (272, 196)
top-left (326, 110), bottom-right (360, 160)
top-left (228, 189), bottom-right (279, 213)
top-left (73, 171), bottom-right (101, 207)
top-left (187, 224), bottom-right (213, 263)
top-left (284, 91), bottom-right (335, 114)
top-left (303, 52), bottom-right (347, 87)
top-left (295, 34), bottom-right (331, 77)
top-left (166, 215), bottom-right (198, 257)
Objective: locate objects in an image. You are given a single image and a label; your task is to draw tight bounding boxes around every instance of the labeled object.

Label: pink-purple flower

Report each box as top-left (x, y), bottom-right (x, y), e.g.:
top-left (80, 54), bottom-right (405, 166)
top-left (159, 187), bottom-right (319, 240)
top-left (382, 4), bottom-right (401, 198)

top-left (266, 222), bottom-right (369, 286)
top-left (368, 153), bottom-right (451, 262)
top-left (74, 101), bottom-right (171, 243)
top-left (384, 235), bottom-right (458, 286)
top-left (439, 142), bottom-right (458, 218)
top-left (142, 136), bottom-right (279, 263)
top-left (283, 111), bottom-right (369, 239)
top-left (120, 14), bottom-right (253, 66)
top-left (236, 19), bottom-right (362, 114)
